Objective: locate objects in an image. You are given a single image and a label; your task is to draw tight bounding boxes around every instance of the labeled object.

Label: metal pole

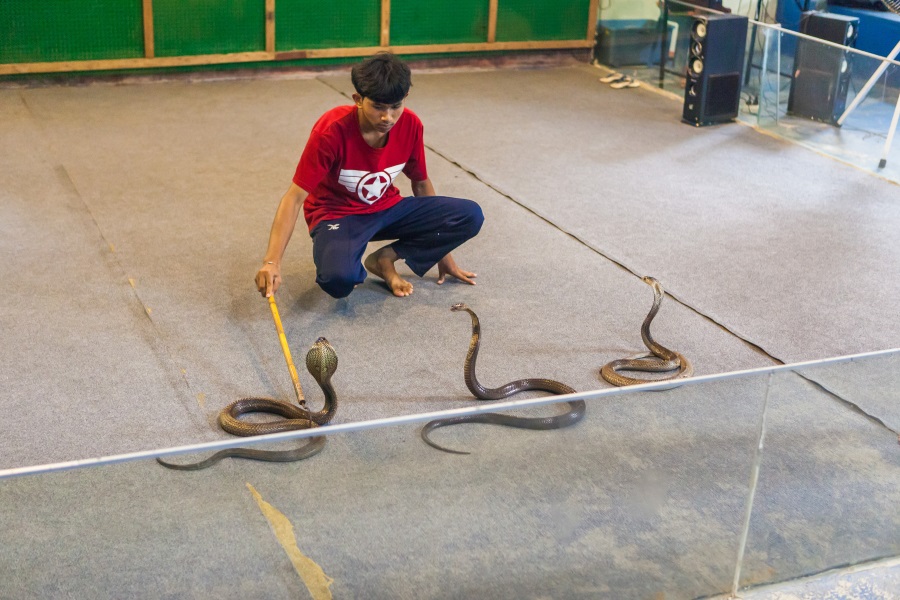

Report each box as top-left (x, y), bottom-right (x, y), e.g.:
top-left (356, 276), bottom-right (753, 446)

top-left (659, 0), bottom-right (670, 88)
top-left (879, 90), bottom-right (900, 168)
top-left (758, 25), bottom-right (771, 126)
top-left (730, 371), bottom-right (774, 598)
top-left (837, 40), bottom-right (900, 126)
top-left (776, 25), bottom-right (781, 124)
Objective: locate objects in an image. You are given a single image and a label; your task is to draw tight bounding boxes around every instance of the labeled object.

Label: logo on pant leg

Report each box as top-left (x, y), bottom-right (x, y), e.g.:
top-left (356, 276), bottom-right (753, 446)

top-left (327, 224), bottom-right (340, 231)
top-left (338, 163), bottom-right (406, 205)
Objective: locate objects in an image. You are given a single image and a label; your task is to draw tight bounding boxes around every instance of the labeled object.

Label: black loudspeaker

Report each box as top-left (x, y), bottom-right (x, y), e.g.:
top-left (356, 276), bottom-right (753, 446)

top-left (682, 14), bottom-right (749, 126)
top-left (787, 12), bottom-right (859, 125)
top-left (827, 0), bottom-right (887, 10)
top-left (679, 0), bottom-right (727, 10)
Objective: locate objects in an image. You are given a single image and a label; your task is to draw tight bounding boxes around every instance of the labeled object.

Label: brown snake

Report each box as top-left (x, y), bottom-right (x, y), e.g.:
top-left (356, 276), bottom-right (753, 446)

top-left (421, 303), bottom-right (586, 455)
top-left (600, 276), bottom-right (692, 387)
top-left (157, 337), bottom-right (338, 470)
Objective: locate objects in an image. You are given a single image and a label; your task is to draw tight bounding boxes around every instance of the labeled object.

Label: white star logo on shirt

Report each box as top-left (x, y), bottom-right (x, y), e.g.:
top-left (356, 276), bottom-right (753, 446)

top-left (358, 172), bottom-right (391, 203)
top-left (338, 163), bottom-right (406, 205)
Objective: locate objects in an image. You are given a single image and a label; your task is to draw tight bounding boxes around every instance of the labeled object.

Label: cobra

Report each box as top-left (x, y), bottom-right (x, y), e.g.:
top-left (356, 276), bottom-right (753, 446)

top-left (157, 337), bottom-right (338, 470)
top-left (600, 276), bottom-right (693, 387)
top-left (421, 304), bottom-right (586, 455)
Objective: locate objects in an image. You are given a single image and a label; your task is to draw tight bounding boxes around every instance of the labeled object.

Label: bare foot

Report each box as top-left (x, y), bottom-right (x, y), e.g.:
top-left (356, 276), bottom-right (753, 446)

top-left (364, 246), bottom-right (414, 297)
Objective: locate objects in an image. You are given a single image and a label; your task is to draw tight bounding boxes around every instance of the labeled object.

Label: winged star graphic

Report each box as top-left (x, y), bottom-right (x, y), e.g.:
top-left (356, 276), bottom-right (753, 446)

top-left (338, 163), bottom-right (406, 205)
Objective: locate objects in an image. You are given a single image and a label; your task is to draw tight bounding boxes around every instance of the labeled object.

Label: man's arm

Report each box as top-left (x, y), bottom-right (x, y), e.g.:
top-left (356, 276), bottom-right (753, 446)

top-left (410, 177), bottom-right (477, 286)
top-left (411, 177), bottom-right (436, 198)
top-left (255, 182), bottom-right (308, 297)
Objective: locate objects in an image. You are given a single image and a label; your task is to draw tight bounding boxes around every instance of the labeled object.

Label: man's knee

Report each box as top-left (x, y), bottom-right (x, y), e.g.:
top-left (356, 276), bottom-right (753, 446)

top-left (316, 271), bottom-right (359, 298)
top-left (451, 199), bottom-right (485, 237)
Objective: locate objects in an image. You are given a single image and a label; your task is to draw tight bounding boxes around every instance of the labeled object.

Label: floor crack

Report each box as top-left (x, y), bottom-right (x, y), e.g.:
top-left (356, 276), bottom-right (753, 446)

top-left (54, 163), bottom-right (204, 423)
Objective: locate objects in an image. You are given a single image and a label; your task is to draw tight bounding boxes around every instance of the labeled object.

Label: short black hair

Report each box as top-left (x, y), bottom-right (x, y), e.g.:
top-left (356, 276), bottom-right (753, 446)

top-left (351, 52), bottom-right (411, 104)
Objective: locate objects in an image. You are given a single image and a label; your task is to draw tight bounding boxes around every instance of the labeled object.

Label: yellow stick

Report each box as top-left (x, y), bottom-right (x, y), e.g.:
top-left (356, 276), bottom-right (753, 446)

top-left (268, 296), bottom-right (305, 405)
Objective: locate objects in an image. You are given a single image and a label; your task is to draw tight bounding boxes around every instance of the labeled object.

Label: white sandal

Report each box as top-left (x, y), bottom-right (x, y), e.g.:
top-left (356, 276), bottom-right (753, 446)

top-left (610, 76), bottom-right (640, 89)
top-left (599, 72), bottom-right (625, 84)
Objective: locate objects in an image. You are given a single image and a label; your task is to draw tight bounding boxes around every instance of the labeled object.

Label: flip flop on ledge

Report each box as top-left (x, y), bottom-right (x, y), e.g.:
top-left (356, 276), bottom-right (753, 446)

top-left (610, 76), bottom-right (641, 89)
top-left (599, 72), bottom-right (625, 84)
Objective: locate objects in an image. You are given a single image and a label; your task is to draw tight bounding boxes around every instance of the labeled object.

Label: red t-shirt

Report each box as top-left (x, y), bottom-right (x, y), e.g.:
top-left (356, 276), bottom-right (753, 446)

top-left (293, 105), bottom-right (428, 231)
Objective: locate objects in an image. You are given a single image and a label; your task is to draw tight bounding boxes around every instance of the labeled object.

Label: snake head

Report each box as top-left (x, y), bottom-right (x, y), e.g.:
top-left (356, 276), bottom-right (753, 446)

top-left (642, 276), bottom-right (664, 294)
top-left (306, 337), bottom-right (338, 384)
top-left (450, 303), bottom-right (469, 312)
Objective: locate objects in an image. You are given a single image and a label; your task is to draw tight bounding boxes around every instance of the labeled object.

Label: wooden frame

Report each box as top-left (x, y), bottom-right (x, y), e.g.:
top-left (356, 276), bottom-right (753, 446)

top-left (142, 0), bottom-right (155, 58)
top-left (275, 40), bottom-right (593, 62)
top-left (487, 0), bottom-right (499, 44)
top-left (380, 0), bottom-right (391, 47)
top-left (265, 0), bottom-right (275, 54)
top-left (587, 0), bottom-right (600, 41)
top-left (0, 0), bottom-right (598, 77)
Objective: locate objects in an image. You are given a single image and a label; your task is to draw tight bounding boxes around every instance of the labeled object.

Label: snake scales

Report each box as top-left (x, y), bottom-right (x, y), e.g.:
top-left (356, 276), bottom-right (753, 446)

top-left (157, 337), bottom-right (338, 470)
top-left (600, 276), bottom-right (692, 387)
top-left (421, 303), bottom-right (586, 455)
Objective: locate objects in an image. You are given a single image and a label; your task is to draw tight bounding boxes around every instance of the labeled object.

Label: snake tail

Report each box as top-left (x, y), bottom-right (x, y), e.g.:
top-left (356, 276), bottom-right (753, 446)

top-left (155, 437), bottom-right (327, 470)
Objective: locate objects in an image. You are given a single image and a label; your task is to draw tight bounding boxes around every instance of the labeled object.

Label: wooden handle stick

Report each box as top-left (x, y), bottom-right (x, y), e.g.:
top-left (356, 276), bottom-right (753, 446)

top-left (268, 295), bottom-right (305, 405)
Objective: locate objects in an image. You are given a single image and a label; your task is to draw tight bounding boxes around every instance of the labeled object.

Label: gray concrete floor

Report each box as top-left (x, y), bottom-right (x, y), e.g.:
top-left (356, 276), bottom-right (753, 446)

top-left (1, 58), bottom-right (898, 599)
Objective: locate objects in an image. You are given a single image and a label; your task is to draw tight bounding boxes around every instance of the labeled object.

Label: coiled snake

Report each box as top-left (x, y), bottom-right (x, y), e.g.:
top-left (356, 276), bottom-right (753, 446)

top-left (600, 276), bottom-right (692, 386)
top-left (157, 337), bottom-right (338, 470)
top-left (421, 303), bottom-right (586, 455)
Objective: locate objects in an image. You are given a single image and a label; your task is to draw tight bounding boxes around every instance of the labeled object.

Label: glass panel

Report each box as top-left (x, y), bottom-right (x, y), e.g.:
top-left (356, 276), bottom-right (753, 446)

top-left (1, 373), bottom-right (770, 599)
top-left (739, 351), bottom-right (900, 590)
top-left (751, 23), bottom-right (782, 129)
top-left (754, 29), bottom-right (900, 180)
top-left (5, 351), bottom-right (896, 597)
top-left (594, 5), bottom-right (900, 183)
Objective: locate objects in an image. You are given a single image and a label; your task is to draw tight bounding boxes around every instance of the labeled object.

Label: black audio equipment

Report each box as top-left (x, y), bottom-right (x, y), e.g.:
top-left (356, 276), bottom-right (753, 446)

top-left (678, 0), bottom-right (727, 10)
top-left (682, 14), bottom-right (749, 126)
top-left (827, 0), bottom-right (887, 11)
top-left (787, 11), bottom-right (859, 124)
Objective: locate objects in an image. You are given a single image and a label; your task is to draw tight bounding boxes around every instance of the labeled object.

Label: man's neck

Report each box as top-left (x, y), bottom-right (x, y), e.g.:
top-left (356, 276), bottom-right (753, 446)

top-left (357, 109), bottom-right (388, 149)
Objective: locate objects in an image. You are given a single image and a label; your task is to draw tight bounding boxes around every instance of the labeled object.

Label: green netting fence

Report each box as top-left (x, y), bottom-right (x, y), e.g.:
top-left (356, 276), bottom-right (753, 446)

top-left (0, 0), bottom-right (595, 78)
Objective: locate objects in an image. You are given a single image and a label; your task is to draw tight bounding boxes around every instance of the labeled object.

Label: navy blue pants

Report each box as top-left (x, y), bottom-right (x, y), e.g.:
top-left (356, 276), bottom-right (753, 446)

top-left (310, 196), bottom-right (484, 298)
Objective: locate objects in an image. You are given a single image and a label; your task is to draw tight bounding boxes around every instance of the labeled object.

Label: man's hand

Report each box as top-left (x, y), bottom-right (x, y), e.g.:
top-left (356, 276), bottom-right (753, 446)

top-left (255, 183), bottom-right (307, 298)
top-left (436, 253), bottom-right (477, 285)
top-left (255, 262), bottom-right (281, 298)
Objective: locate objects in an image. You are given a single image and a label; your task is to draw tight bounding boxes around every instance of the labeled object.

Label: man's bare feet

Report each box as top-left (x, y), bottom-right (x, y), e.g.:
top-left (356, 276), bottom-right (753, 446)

top-left (364, 246), bottom-right (414, 297)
